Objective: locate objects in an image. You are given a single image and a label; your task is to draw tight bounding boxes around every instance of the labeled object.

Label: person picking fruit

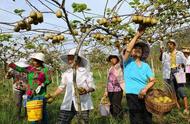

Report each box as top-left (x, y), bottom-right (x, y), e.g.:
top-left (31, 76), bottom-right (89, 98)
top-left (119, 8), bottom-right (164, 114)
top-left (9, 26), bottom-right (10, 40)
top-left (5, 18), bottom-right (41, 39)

top-left (47, 48), bottom-right (95, 124)
top-left (122, 26), bottom-right (155, 124)
top-left (159, 39), bottom-right (189, 115)
top-left (8, 53), bottom-right (52, 124)
top-left (104, 49), bottom-right (124, 119)
top-left (6, 58), bottom-right (29, 120)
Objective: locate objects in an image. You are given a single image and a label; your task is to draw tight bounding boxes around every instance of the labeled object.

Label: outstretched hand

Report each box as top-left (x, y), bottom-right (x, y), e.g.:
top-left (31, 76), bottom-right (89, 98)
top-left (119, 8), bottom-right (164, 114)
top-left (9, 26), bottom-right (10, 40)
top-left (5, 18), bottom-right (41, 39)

top-left (45, 94), bottom-right (55, 104)
top-left (78, 87), bottom-right (88, 95)
top-left (137, 25), bottom-right (146, 37)
top-left (138, 88), bottom-right (148, 99)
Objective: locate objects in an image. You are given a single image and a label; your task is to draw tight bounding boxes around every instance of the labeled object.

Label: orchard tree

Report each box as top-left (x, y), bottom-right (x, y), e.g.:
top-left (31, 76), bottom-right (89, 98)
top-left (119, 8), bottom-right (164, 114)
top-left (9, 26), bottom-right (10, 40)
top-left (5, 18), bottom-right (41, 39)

top-left (1, 0), bottom-right (190, 123)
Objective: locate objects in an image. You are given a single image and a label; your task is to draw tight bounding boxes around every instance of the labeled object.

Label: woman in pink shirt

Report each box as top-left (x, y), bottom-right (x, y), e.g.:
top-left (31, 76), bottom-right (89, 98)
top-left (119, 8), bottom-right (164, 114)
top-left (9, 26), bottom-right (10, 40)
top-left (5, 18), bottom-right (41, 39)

top-left (104, 49), bottom-right (124, 119)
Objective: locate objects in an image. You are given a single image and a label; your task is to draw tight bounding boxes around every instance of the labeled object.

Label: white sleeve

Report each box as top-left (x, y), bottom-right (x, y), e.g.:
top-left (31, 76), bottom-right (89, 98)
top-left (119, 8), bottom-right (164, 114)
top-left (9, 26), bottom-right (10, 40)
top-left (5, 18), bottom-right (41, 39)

top-left (58, 73), bottom-right (67, 90)
top-left (181, 52), bottom-right (187, 65)
top-left (162, 52), bottom-right (165, 64)
top-left (86, 71), bottom-right (96, 89)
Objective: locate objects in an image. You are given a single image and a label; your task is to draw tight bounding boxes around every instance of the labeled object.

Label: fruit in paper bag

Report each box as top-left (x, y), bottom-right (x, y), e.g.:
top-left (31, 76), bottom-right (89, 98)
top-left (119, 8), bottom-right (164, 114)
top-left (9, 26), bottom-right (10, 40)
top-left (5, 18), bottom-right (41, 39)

top-left (78, 87), bottom-right (87, 94)
top-left (101, 96), bottom-right (110, 105)
top-left (47, 97), bottom-right (54, 104)
top-left (45, 94), bottom-right (51, 99)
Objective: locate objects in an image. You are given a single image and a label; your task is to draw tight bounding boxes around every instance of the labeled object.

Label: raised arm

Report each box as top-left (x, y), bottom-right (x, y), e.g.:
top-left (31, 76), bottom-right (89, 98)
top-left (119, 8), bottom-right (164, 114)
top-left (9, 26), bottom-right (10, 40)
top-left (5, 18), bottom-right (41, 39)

top-left (123, 26), bottom-right (145, 61)
top-left (5, 70), bottom-right (14, 79)
top-left (8, 63), bottom-right (27, 73)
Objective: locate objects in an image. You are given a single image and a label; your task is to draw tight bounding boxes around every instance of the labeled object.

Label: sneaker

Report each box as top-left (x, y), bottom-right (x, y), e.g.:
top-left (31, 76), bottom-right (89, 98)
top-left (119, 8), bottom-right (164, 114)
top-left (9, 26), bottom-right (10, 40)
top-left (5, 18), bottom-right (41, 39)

top-left (183, 109), bottom-right (189, 115)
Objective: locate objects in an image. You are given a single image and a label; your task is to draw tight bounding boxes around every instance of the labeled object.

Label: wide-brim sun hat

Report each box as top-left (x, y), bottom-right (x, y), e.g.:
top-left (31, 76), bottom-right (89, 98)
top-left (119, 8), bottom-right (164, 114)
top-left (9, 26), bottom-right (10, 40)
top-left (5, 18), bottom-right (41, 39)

top-left (15, 58), bottom-right (29, 68)
top-left (182, 49), bottom-right (190, 53)
top-left (167, 39), bottom-right (177, 46)
top-left (134, 42), bottom-right (150, 60)
top-left (107, 49), bottom-right (120, 62)
top-left (60, 48), bottom-right (88, 68)
top-left (30, 52), bottom-right (45, 62)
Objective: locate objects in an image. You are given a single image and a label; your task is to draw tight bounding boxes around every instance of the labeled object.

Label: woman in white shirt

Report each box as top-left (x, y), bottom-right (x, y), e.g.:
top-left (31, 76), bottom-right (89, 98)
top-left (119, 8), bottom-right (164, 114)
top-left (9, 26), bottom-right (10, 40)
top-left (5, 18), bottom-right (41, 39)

top-left (49, 48), bottom-right (95, 124)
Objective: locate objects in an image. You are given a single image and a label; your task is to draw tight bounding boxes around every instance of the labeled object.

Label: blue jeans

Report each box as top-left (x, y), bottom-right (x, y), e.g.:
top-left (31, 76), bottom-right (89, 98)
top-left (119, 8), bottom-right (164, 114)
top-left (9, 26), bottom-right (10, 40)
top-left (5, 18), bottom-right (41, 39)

top-left (165, 68), bottom-right (186, 99)
top-left (28, 96), bottom-right (48, 124)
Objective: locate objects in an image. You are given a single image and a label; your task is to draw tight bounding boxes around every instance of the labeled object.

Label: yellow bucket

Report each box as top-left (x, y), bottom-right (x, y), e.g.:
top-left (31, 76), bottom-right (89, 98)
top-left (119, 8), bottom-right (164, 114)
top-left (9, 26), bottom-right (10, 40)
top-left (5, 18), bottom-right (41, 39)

top-left (26, 100), bottom-right (43, 121)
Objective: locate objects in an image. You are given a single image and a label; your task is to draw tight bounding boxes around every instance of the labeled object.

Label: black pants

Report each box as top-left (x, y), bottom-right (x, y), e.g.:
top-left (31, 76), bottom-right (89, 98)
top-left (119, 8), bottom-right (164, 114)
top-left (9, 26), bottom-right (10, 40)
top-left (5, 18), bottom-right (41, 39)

top-left (126, 94), bottom-right (152, 124)
top-left (108, 90), bottom-right (123, 118)
top-left (13, 90), bottom-right (26, 118)
top-left (186, 73), bottom-right (190, 86)
top-left (57, 103), bottom-right (89, 124)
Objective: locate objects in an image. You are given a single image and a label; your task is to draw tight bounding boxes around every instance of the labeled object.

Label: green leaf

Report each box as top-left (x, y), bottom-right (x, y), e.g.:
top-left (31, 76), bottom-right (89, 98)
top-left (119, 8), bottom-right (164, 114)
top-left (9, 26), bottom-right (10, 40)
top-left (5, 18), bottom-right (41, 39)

top-left (72, 2), bottom-right (77, 8)
top-left (85, 17), bottom-right (92, 21)
top-left (25, 42), bottom-right (35, 49)
top-left (133, 0), bottom-right (140, 5)
top-left (72, 20), bottom-right (81, 24)
top-left (0, 34), bottom-right (12, 42)
top-left (71, 2), bottom-right (88, 13)
top-left (14, 9), bottom-right (25, 15)
top-left (129, 2), bottom-right (135, 5)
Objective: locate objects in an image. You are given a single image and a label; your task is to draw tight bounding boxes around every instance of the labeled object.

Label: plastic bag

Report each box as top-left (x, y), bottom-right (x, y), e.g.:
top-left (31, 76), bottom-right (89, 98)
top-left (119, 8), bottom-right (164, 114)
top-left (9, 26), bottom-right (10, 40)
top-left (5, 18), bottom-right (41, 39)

top-left (99, 96), bottom-right (110, 116)
top-left (174, 68), bottom-right (186, 84)
top-left (185, 66), bottom-right (190, 73)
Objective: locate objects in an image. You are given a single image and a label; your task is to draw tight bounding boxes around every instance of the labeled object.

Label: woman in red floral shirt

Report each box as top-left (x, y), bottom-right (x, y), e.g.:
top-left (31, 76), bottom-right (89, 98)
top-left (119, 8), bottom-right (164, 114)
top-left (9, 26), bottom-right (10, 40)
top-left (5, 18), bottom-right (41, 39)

top-left (9, 53), bottom-right (52, 124)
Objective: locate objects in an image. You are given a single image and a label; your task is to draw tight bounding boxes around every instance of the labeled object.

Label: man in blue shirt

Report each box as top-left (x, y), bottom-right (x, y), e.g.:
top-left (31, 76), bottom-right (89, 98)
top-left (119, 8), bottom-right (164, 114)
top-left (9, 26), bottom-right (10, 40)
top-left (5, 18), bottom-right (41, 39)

top-left (123, 26), bottom-right (155, 124)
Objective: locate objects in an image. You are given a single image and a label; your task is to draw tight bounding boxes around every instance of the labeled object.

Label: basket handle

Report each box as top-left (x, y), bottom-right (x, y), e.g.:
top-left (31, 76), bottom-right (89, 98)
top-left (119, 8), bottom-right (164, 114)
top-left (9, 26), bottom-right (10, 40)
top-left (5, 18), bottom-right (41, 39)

top-left (163, 81), bottom-right (178, 105)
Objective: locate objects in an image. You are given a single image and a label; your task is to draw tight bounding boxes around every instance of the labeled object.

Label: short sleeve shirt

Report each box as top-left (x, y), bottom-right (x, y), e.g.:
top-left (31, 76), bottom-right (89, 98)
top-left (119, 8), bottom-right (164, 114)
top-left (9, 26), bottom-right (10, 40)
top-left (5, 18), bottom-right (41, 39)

top-left (123, 57), bottom-right (154, 95)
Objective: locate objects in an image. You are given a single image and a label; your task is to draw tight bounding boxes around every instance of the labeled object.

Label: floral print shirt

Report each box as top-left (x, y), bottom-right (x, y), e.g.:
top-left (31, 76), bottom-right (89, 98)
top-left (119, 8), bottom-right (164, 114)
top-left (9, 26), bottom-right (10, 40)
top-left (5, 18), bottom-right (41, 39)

top-left (107, 63), bottom-right (124, 92)
top-left (7, 70), bottom-right (27, 91)
top-left (9, 63), bottom-right (52, 96)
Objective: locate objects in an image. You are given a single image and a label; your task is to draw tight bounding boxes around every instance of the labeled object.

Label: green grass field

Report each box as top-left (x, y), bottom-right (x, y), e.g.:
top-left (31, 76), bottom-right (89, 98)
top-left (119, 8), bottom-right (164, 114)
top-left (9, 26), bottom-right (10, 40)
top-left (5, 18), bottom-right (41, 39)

top-left (0, 69), bottom-right (190, 124)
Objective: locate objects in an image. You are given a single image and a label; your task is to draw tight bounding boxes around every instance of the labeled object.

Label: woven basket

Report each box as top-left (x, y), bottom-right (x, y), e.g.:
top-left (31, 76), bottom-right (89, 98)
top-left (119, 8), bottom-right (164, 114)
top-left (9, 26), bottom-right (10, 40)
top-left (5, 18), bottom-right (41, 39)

top-left (145, 83), bottom-right (177, 115)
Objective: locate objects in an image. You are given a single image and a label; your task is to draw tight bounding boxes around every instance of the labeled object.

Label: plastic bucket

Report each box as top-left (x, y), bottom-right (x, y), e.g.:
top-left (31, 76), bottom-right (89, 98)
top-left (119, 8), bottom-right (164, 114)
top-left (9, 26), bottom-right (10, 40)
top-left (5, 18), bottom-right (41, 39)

top-left (26, 100), bottom-right (43, 121)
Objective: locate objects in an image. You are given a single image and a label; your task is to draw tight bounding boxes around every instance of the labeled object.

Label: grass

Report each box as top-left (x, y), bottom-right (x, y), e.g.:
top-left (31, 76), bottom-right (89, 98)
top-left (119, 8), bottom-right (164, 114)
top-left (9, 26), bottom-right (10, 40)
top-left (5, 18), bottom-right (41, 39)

top-left (0, 68), bottom-right (190, 124)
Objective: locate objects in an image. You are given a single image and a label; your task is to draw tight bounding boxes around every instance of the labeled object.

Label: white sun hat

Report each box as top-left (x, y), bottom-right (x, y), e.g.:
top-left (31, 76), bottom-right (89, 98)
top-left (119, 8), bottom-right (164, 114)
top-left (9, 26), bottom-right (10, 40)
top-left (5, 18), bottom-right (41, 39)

top-left (15, 58), bottom-right (29, 68)
top-left (167, 39), bottom-right (177, 46)
top-left (60, 48), bottom-right (88, 68)
top-left (107, 49), bottom-right (120, 62)
top-left (30, 52), bottom-right (45, 62)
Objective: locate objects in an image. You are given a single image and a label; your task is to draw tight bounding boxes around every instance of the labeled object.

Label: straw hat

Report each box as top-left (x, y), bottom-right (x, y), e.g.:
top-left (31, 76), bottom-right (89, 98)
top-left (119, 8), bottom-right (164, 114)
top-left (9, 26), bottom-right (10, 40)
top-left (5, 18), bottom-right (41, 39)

top-left (15, 58), bottom-right (29, 68)
top-left (133, 42), bottom-right (150, 60)
top-left (182, 48), bottom-right (190, 53)
top-left (60, 48), bottom-right (88, 68)
top-left (30, 53), bottom-right (45, 62)
top-left (167, 39), bottom-right (177, 46)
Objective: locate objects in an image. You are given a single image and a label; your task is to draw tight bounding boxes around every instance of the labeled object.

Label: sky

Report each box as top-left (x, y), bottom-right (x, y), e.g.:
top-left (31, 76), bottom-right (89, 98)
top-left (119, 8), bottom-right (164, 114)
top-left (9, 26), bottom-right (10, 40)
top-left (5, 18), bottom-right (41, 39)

top-left (0, 0), bottom-right (135, 51)
top-left (0, 0), bottom-right (134, 32)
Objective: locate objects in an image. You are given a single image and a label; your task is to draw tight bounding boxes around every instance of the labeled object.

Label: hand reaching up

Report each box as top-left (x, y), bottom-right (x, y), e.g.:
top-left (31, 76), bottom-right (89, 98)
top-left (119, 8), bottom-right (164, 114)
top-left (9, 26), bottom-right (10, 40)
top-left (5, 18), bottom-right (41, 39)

top-left (136, 25), bottom-right (146, 37)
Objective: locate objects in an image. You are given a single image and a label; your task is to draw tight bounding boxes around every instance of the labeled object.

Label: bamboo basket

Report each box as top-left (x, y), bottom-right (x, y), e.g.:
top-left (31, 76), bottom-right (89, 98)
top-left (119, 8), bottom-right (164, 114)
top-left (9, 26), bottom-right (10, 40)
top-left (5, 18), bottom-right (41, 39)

top-left (145, 82), bottom-right (177, 115)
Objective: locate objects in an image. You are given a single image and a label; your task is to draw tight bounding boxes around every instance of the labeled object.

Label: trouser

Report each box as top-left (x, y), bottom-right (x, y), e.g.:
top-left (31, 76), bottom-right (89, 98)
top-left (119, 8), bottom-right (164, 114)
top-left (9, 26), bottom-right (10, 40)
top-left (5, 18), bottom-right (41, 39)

top-left (186, 73), bottom-right (190, 87)
top-left (108, 90), bottom-right (123, 118)
top-left (13, 89), bottom-right (26, 118)
top-left (57, 102), bottom-right (89, 124)
top-left (165, 68), bottom-right (186, 99)
top-left (126, 94), bottom-right (152, 124)
top-left (28, 96), bottom-right (48, 124)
